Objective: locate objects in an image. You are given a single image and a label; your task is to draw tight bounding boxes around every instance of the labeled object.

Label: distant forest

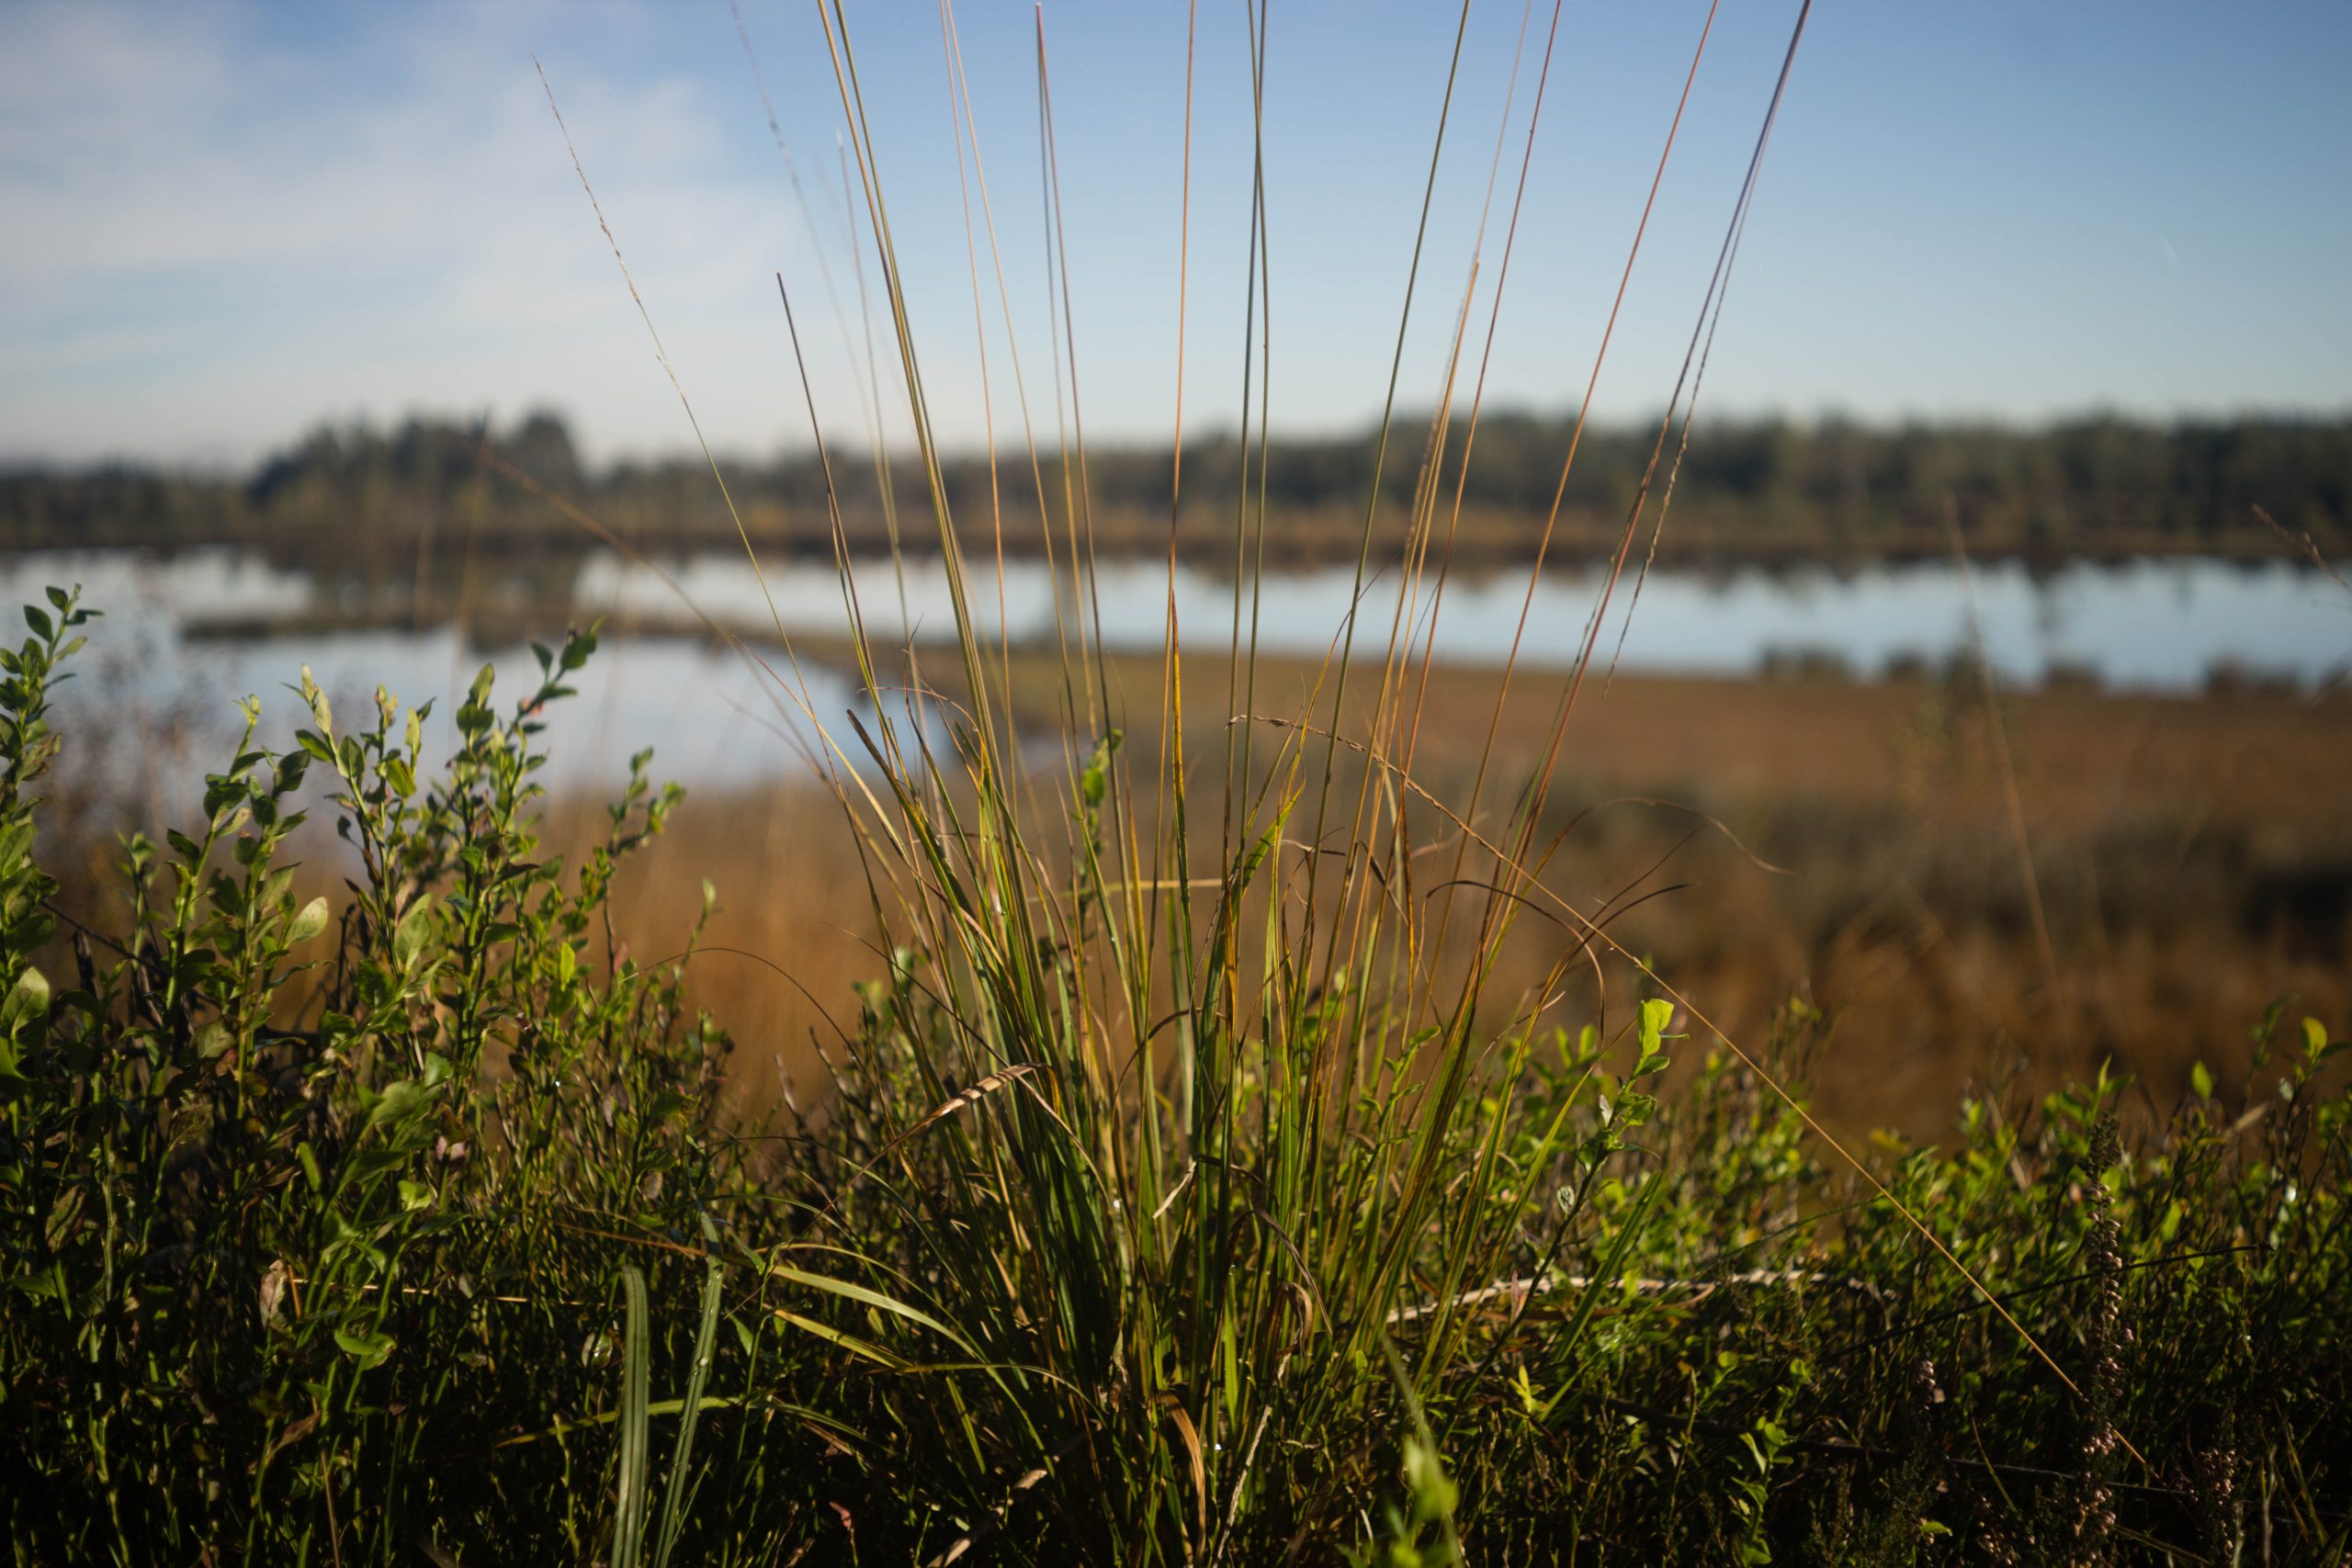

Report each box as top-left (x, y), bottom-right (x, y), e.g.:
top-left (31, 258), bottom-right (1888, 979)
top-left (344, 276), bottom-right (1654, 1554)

top-left (4, 410), bottom-right (2346, 571)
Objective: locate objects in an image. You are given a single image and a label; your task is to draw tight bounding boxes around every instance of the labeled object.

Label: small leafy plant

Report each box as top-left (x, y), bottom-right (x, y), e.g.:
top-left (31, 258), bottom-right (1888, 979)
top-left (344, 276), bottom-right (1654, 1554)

top-left (2, 594), bottom-right (742, 1561)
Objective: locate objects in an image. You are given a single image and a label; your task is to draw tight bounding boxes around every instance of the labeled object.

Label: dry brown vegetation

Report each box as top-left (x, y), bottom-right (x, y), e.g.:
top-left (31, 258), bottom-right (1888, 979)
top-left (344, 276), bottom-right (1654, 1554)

top-left (577, 647), bottom-right (2351, 1141)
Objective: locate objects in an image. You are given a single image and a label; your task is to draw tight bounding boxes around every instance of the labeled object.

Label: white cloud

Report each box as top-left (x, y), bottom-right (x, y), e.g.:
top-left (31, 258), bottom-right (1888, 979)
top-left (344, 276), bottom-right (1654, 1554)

top-left (0, 1), bottom-right (858, 466)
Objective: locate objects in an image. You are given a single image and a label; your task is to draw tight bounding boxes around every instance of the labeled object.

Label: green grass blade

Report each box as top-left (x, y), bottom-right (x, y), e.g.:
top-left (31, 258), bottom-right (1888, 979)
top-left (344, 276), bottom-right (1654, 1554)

top-left (612, 1264), bottom-right (651, 1568)
top-left (652, 1236), bottom-right (726, 1568)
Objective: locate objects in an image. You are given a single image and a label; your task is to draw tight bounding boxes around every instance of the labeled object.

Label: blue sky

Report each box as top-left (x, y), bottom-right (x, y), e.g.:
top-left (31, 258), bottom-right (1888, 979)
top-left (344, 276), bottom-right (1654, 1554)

top-left (3, 0), bottom-right (2347, 468)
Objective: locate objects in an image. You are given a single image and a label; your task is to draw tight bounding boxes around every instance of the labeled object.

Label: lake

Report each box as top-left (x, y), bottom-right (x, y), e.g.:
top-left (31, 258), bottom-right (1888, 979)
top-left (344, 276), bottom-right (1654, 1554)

top-left (6, 547), bottom-right (2345, 795)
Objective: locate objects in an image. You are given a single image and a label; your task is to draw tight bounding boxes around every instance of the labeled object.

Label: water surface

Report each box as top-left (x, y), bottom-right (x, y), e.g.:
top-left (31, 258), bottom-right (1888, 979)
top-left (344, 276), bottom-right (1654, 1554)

top-left (6, 547), bottom-right (2344, 796)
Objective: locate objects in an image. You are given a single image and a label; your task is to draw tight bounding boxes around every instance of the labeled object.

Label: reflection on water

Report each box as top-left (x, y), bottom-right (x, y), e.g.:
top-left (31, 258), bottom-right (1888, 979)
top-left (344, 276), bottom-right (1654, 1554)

top-left (0, 549), bottom-right (859, 799)
top-left (4, 547), bottom-right (2346, 796)
top-left (592, 550), bottom-right (2351, 692)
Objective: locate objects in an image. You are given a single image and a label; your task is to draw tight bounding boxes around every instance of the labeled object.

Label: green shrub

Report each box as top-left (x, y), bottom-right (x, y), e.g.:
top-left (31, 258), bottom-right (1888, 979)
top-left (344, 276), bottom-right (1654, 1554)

top-left (1, 594), bottom-right (751, 1561)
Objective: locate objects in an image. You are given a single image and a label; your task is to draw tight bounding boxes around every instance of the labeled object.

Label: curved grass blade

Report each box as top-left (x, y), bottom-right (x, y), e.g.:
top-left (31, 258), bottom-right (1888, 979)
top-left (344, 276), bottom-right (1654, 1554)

top-left (652, 1231), bottom-right (727, 1568)
top-left (612, 1264), bottom-right (651, 1568)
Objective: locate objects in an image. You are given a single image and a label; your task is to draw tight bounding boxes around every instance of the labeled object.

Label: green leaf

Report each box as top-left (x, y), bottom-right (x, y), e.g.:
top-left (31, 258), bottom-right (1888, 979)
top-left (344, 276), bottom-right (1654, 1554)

top-left (288, 896), bottom-right (332, 944)
top-left (1080, 733), bottom-right (1113, 808)
top-left (2, 967), bottom-right (51, 1032)
top-left (42, 1186), bottom-right (84, 1251)
top-left (1634, 998), bottom-right (1676, 1075)
top-left (394, 897), bottom-right (435, 971)
top-left (367, 1076), bottom-right (437, 1133)
top-left (8, 1263), bottom-right (67, 1301)
top-left (2191, 1061), bottom-right (2214, 1100)
top-left (334, 1325), bottom-right (394, 1371)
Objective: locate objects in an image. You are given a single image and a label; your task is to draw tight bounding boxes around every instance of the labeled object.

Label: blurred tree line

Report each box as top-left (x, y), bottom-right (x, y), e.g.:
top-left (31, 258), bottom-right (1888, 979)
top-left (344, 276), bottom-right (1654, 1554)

top-left (3, 407), bottom-right (2343, 569)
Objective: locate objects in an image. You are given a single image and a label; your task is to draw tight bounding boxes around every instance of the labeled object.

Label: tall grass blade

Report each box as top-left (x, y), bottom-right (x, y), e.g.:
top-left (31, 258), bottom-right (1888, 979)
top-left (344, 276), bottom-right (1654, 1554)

top-left (612, 1264), bottom-right (652, 1568)
top-left (651, 1235), bottom-right (727, 1568)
